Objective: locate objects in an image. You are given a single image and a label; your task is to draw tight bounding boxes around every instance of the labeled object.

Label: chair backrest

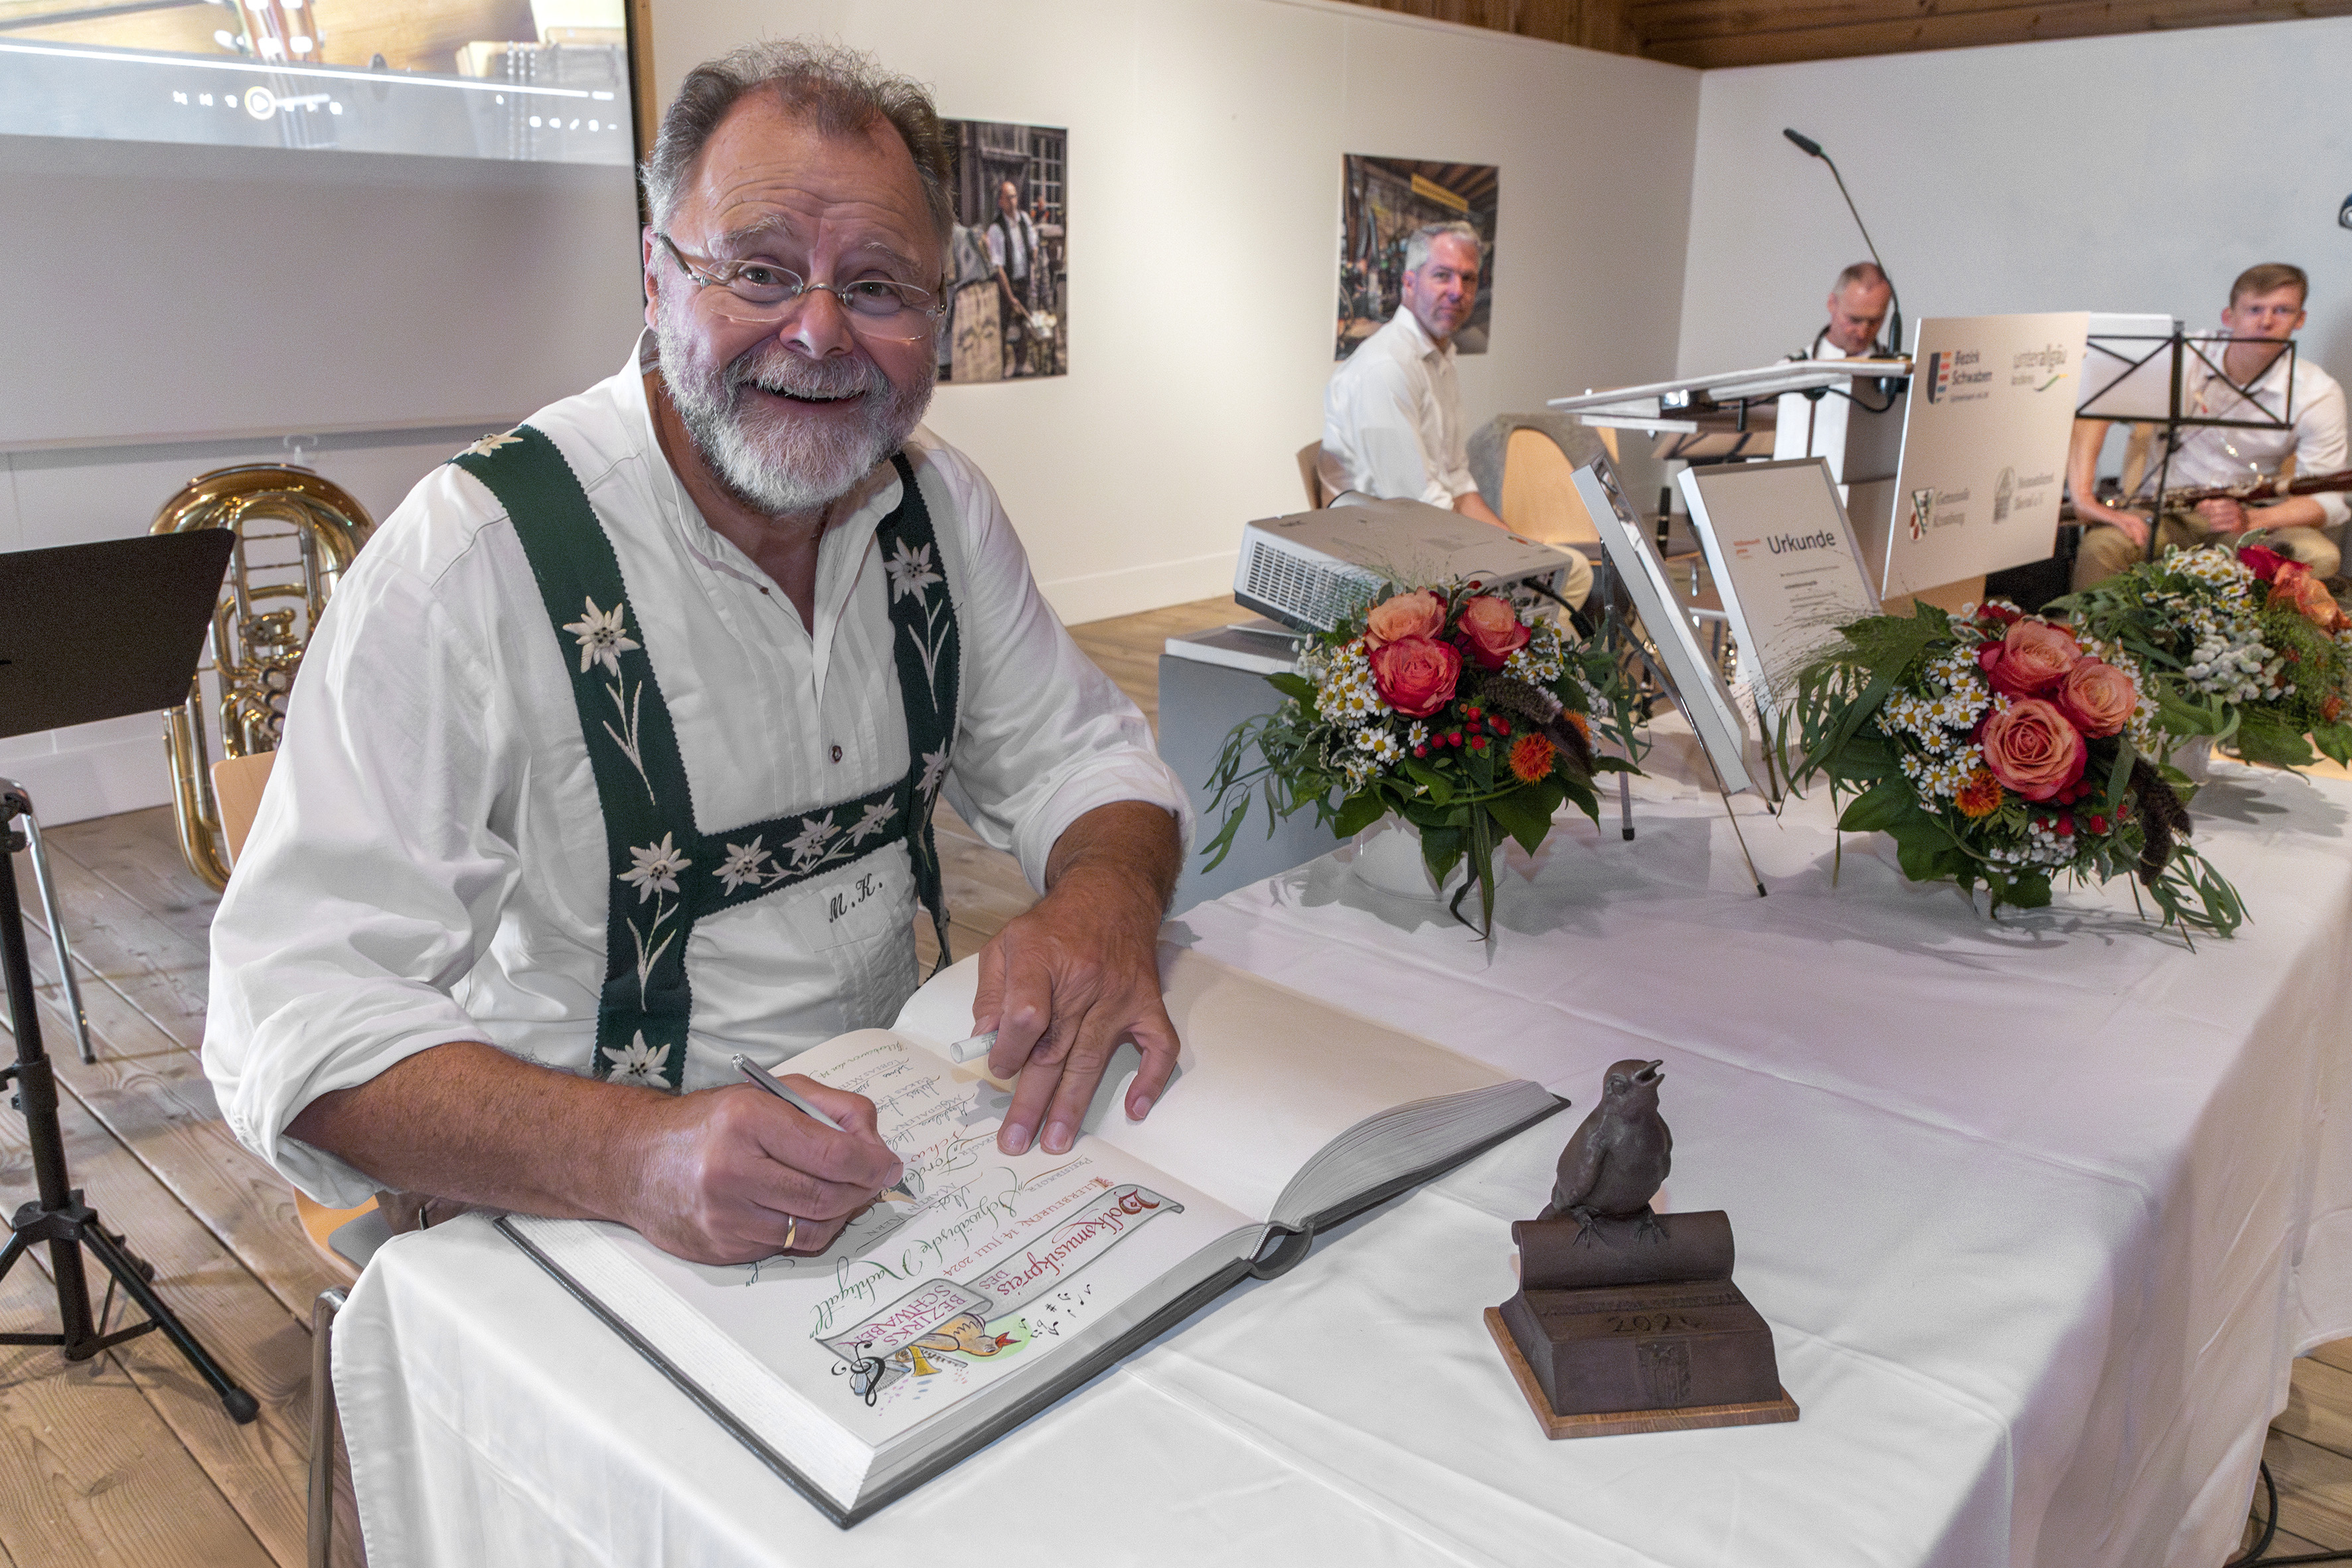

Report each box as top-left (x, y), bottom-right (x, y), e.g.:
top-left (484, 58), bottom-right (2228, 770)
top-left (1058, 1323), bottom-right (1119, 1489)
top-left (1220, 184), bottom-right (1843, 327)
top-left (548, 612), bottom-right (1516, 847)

top-left (1500, 427), bottom-right (1603, 545)
top-left (2118, 424), bottom-right (2154, 499)
top-left (1295, 442), bottom-right (1331, 510)
top-left (211, 751), bottom-right (277, 866)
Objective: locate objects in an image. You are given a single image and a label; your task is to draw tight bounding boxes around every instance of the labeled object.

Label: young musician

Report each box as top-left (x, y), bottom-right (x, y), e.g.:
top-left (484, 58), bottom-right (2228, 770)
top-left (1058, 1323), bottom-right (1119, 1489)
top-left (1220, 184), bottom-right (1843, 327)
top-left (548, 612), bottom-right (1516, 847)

top-left (2071, 264), bottom-right (2347, 589)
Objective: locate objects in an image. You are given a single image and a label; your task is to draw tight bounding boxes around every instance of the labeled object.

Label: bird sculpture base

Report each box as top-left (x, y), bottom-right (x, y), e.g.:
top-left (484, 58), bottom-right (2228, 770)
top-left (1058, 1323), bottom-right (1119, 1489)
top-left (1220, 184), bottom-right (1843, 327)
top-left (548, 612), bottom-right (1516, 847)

top-left (1490, 1210), bottom-right (1797, 1438)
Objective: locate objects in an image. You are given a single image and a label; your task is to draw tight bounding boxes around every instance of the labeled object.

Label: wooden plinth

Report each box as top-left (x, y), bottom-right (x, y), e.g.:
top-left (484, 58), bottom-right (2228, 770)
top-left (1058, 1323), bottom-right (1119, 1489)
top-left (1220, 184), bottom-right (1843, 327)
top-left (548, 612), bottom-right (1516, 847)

top-left (1484, 1308), bottom-right (1800, 1439)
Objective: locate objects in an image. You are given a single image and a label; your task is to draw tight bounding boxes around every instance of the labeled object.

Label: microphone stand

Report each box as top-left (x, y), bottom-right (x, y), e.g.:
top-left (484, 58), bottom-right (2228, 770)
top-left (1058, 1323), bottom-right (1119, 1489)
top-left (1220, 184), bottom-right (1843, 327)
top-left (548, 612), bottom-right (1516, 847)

top-left (1784, 128), bottom-right (1903, 360)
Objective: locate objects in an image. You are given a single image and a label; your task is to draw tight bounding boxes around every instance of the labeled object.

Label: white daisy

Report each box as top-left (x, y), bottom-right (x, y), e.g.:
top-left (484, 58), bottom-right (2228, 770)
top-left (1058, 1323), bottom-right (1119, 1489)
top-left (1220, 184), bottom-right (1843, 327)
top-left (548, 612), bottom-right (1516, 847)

top-left (562, 595), bottom-right (641, 676)
top-left (602, 1031), bottom-right (670, 1083)
top-left (619, 832), bottom-right (690, 902)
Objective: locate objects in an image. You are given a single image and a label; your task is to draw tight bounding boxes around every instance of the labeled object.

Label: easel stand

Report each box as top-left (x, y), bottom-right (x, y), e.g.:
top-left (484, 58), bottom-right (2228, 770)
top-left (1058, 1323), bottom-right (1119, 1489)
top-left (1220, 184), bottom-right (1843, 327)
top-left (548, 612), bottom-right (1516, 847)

top-left (1588, 559), bottom-right (1770, 896)
top-left (0, 782), bottom-right (257, 1423)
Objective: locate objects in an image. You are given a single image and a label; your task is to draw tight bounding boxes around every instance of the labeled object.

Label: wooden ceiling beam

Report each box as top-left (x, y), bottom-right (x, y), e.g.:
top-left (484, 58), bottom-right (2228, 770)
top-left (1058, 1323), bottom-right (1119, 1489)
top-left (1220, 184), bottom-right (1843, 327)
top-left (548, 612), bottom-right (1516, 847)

top-left (1328, 0), bottom-right (2352, 68)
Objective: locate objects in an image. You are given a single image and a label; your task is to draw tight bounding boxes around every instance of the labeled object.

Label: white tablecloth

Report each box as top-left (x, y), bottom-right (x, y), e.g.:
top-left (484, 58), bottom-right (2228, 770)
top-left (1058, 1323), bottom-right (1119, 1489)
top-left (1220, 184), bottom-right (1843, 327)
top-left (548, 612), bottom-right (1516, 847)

top-left (334, 738), bottom-right (2352, 1567)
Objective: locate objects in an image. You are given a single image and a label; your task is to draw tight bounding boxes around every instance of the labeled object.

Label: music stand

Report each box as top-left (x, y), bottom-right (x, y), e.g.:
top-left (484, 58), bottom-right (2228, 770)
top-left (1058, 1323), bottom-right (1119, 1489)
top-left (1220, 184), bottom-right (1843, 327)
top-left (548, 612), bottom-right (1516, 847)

top-left (0, 529), bottom-right (258, 1423)
top-left (2076, 325), bottom-right (2298, 562)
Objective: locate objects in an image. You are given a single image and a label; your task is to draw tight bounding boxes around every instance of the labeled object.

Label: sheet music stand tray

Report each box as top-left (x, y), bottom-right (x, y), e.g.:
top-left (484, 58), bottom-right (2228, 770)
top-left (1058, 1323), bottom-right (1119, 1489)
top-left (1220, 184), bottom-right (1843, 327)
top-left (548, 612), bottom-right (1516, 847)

top-left (2077, 329), bottom-right (2298, 562)
top-left (0, 529), bottom-right (259, 1422)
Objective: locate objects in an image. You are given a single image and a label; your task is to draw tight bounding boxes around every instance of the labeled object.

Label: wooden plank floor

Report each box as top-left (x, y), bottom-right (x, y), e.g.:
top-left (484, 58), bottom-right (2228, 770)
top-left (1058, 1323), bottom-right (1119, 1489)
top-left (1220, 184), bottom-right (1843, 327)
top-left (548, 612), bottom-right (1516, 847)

top-left (0, 589), bottom-right (2343, 1567)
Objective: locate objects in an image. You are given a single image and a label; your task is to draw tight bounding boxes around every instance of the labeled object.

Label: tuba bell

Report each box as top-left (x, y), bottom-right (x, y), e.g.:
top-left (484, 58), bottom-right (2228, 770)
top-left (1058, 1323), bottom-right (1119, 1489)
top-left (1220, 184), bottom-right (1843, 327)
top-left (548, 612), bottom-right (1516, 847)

top-left (150, 465), bottom-right (373, 890)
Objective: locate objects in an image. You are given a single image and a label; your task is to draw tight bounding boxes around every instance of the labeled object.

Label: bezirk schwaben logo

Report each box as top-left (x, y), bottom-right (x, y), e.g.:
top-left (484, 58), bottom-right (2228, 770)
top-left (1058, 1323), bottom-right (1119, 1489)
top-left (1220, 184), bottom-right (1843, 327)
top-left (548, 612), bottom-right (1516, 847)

top-left (1923, 347), bottom-right (1992, 404)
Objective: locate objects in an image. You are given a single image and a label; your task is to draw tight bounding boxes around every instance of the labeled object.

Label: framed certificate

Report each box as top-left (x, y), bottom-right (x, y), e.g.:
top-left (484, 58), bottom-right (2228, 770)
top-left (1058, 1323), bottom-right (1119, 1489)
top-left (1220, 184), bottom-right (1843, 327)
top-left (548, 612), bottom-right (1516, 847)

top-left (1678, 457), bottom-right (1879, 730)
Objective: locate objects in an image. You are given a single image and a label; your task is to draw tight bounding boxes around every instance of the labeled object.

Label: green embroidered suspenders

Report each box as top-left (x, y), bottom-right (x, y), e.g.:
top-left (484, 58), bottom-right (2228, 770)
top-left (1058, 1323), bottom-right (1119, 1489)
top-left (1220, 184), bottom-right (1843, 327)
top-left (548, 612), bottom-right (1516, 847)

top-left (451, 428), bottom-right (961, 1091)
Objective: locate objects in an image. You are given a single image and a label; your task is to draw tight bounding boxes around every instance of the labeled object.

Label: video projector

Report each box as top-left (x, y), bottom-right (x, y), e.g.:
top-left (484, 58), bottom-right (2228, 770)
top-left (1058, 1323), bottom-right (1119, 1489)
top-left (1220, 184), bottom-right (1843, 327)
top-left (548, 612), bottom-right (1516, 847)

top-left (1233, 495), bottom-right (1582, 631)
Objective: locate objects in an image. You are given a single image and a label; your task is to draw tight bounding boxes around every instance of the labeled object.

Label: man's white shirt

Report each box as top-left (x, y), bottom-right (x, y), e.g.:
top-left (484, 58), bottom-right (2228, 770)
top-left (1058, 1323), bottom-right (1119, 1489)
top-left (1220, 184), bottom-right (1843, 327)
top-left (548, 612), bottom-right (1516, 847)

top-left (1320, 307), bottom-right (1478, 509)
top-left (2140, 339), bottom-right (2349, 527)
top-left (202, 339), bottom-right (1188, 1205)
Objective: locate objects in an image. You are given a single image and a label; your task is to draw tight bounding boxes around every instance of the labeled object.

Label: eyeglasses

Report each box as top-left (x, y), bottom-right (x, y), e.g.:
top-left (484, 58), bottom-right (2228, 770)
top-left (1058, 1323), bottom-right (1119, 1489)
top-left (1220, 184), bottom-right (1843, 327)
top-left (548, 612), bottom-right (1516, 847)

top-left (657, 233), bottom-right (943, 342)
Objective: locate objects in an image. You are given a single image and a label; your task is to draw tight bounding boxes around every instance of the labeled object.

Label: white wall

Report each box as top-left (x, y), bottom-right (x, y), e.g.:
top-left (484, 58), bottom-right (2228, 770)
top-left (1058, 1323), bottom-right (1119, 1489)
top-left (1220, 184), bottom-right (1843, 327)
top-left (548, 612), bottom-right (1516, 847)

top-left (649, 0), bottom-right (1701, 623)
top-left (1677, 19), bottom-right (2352, 379)
top-left (0, 425), bottom-right (508, 821)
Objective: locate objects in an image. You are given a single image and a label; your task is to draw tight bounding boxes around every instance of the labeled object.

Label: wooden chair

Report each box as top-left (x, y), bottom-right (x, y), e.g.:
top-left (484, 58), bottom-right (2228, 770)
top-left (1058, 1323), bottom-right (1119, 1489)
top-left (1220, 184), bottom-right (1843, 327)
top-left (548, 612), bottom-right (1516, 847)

top-left (212, 749), bottom-right (369, 1567)
top-left (213, 751), bottom-right (379, 1274)
top-left (1296, 441), bottom-right (1334, 510)
top-left (1498, 426), bottom-right (1604, 548)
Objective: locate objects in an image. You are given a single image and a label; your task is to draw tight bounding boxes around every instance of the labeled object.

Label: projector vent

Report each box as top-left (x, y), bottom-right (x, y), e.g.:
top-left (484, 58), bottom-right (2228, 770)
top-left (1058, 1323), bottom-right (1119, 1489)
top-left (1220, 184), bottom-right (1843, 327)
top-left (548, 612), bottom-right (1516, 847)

top-left (1241, 542), bottom-right (1368, 630)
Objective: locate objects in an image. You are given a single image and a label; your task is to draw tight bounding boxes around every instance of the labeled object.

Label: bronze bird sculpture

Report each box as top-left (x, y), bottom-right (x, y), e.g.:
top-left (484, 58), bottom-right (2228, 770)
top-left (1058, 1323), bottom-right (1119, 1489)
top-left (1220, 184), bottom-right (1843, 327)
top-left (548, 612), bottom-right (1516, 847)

top-left (1541, 1058), bottom-right (1670, 1241)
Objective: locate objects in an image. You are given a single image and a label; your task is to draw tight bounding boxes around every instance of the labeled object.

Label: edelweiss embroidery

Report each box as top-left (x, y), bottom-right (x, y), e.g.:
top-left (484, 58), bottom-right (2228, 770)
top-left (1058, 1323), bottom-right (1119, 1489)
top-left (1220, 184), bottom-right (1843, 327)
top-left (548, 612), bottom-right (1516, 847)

top-left (563, 595), bottom-right (641, 676)
top-left (468, 432), bottom-right (957, 1091)
top-left (461, 429), bottom-right (524, 459)
top-left (602, 1031), bottom-right (670, 1083)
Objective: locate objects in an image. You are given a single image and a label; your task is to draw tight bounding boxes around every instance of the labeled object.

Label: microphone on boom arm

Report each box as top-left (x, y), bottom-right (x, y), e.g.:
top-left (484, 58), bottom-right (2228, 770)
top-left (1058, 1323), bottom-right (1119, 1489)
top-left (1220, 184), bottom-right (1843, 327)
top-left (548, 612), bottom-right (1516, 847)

top-left (1783, 127), bottom-right (1903, 367)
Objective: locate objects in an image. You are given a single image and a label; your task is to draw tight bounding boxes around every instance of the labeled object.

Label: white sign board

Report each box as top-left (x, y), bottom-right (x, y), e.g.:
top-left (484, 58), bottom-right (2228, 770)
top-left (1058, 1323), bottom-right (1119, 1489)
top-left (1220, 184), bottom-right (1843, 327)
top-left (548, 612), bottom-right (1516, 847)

top-left (1885, 312), bottom-right (2088, 596)
top-left (1569, 456), bottom-right (1756, 797)
top-left (1678, 459), bottom-right (1880, 726)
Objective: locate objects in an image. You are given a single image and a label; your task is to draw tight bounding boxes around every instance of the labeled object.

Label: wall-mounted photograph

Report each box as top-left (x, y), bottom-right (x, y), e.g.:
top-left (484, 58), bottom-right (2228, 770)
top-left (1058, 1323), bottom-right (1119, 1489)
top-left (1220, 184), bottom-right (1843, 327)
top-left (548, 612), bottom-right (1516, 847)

top-left (1336, 154), bottom-right (1499, 359)
top-left (939, 118), bottom-right (1067, 382)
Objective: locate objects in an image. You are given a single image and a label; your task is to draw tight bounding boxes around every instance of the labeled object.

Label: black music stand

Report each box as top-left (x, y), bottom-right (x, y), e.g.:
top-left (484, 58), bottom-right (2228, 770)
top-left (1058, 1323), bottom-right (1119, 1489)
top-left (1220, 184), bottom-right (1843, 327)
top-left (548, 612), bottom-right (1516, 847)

top-left (0, 530), bottom-right (258, 1422)
top-left (2077, 329), bottom-right (2298, 563)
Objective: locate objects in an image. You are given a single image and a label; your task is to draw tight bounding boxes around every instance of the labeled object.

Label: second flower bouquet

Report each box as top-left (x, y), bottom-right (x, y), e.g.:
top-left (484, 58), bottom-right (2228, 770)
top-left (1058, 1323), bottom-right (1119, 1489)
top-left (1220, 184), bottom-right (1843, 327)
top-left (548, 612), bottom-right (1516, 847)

top-left (1780, 599), bottom-right (2244, 936)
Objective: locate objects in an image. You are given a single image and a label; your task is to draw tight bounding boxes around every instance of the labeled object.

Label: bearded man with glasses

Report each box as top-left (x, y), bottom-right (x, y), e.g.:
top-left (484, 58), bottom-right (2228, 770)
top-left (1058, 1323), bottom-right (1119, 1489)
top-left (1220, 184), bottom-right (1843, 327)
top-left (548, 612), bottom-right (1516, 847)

top-left (204, 41), bottom-right (1190, 1268)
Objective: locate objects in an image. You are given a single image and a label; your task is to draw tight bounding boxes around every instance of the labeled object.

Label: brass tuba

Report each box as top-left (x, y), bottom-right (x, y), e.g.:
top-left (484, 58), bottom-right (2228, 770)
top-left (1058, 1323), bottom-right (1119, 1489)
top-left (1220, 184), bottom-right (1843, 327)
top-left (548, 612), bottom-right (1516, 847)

top-left (151, 465), bottom-right (373, 890)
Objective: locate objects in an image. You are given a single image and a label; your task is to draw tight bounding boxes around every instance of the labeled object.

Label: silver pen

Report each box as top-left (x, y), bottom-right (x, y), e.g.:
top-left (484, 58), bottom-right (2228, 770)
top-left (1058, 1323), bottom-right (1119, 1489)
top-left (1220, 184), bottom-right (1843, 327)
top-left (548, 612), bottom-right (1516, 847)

top-left (730, 1054), bottom-right (918, 1202)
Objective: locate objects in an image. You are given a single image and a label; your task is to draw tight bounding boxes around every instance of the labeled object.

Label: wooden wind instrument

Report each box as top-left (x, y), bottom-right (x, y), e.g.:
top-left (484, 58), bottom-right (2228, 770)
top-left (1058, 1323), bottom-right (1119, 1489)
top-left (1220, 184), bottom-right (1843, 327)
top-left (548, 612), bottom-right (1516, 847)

top-left (2062, 467), bottom-right (2352, 522)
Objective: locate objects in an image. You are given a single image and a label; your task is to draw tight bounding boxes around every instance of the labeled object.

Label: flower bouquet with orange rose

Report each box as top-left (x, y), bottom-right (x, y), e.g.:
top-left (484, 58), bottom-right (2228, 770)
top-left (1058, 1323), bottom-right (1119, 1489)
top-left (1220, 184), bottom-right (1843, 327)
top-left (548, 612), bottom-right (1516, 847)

top-left (1202, 582), bottom-right (1638, 936)
top-left (1780, 599), bottom-right (2243, 935)
top-left (2049, 538), bottom-right (2352, 774)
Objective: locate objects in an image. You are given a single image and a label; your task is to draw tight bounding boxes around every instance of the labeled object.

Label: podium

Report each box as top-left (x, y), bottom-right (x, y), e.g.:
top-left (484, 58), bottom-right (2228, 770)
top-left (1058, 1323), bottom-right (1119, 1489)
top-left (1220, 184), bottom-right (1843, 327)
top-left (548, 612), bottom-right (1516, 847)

top-left (1773, 374), bottom-right (1906, 577)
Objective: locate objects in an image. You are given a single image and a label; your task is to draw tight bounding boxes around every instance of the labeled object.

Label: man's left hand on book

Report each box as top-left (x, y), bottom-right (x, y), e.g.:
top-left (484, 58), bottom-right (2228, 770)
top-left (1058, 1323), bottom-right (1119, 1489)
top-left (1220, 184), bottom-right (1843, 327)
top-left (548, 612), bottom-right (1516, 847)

top-left (969, 801), bottom-right (1183, 1158)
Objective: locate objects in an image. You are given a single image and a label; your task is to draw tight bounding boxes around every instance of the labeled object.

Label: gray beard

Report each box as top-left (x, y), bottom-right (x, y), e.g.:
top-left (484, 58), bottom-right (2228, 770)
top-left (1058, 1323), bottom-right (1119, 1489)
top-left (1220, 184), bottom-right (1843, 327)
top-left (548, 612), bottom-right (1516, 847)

top-left (655, 308), bottom-right (933, 516)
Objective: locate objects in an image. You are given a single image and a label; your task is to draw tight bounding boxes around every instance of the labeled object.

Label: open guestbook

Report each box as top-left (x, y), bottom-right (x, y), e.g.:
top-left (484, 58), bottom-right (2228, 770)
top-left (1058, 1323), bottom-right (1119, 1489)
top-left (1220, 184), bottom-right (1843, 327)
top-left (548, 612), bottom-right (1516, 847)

top-left (501, 945), bottom-right (1561, 1526)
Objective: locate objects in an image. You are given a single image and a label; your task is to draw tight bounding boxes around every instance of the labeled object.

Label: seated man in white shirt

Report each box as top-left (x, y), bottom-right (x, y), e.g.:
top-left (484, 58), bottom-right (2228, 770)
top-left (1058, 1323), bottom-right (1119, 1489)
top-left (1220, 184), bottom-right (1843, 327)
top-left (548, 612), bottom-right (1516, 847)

top-left (1808, 262), bottom-right (1892, 360)
top-left (202, 40), bottom-right (1190, 1267)
top-left (2071, 263), bottom-right (2347, 589)
top-left (1320, 220), bottom-right (1593, 607)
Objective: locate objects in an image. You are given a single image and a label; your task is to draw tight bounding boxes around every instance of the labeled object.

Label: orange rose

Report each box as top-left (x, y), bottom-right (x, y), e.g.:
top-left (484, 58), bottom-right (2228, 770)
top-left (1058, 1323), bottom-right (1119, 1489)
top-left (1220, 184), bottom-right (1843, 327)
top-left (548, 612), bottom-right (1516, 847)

top-left (1366, 635), bottom-right (1461, 717)
top-left (1978, 619), bottom-right (2082, 698)
top-left (1458, 594), bottom-right (1533, 672)
top-left (2055, 659), bottom-right (2136, 738)
top-left (2272, 563), bottom-right (2349, 633)
top-left (1364, 589), bottom-right (1445, 649)
top-left (1979, 698), bottom-right (2086, 803)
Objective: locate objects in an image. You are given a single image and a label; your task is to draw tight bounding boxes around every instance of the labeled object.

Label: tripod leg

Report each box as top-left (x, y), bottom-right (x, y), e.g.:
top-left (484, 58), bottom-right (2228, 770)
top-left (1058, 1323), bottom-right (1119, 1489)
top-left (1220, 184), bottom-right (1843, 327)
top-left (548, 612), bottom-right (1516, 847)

top-left (80, 1223), bottom-right (259, 1423)
top-left (20, 805), bottom-right (96, 1066)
